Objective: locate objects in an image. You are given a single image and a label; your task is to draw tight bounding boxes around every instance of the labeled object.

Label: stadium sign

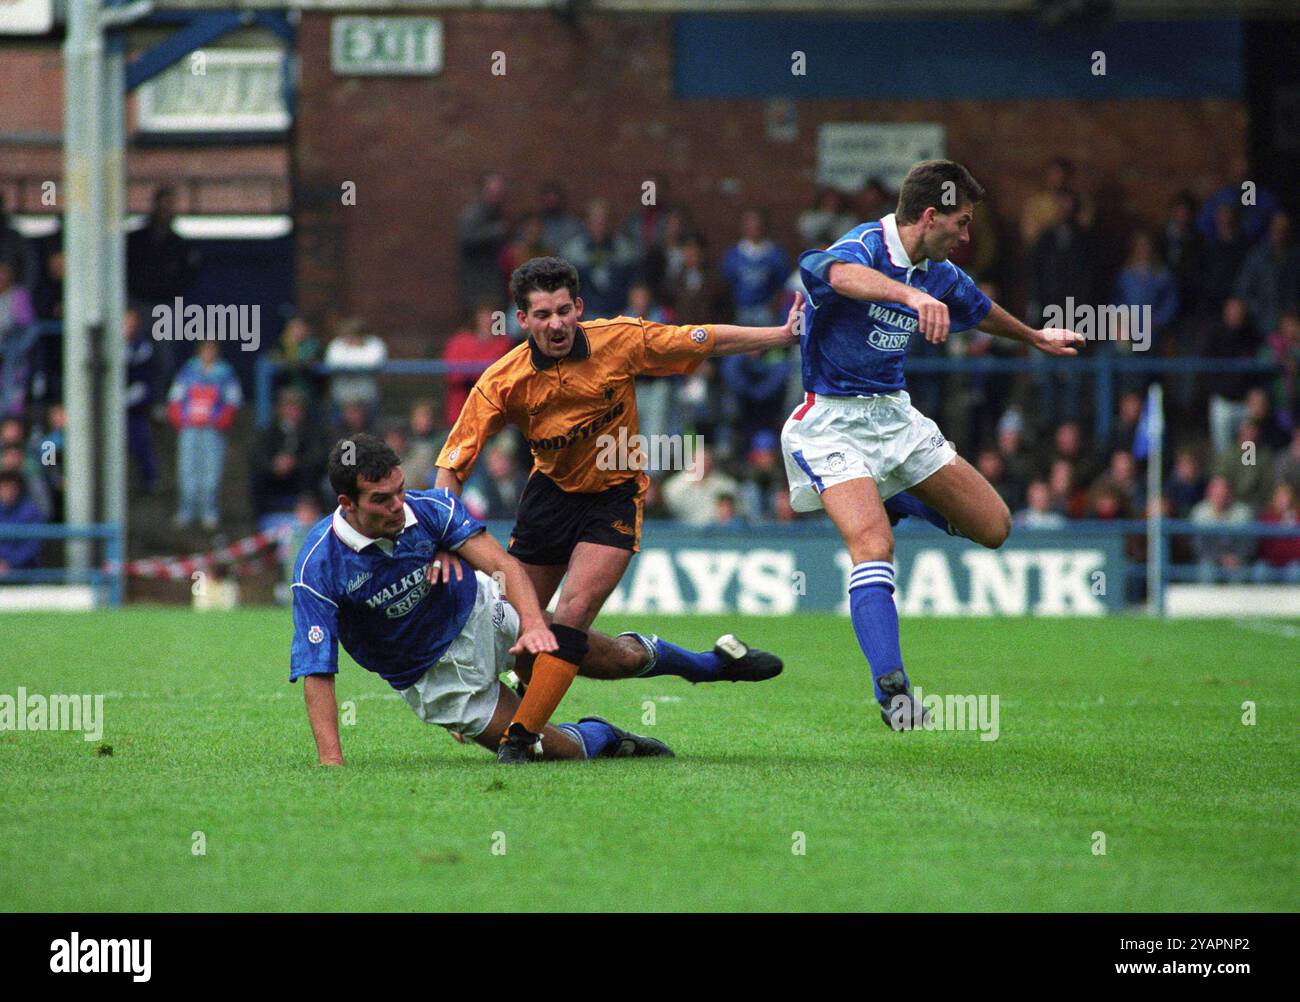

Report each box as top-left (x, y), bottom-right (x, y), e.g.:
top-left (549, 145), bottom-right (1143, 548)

top-left (485, 524), bottom-right (1125, 616)
top-left (0, 0), bottom-right (52, 34)
top-left (331, 16), bottom-right (443, 76)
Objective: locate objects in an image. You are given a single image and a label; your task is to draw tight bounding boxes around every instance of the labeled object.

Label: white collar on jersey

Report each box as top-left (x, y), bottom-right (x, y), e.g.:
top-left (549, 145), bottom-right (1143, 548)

top-left (332, 503), bottom-right (417, 555)
top-left (880, 213), bottom-right (929, 276)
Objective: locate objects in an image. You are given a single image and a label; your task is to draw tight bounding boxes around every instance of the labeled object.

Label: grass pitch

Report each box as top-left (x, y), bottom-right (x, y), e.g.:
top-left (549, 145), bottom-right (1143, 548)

top-left (0, 610), bottom-right (1295, 912)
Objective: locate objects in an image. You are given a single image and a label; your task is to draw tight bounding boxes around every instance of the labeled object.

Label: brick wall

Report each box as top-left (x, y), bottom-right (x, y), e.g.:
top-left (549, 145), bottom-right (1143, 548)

top-left (292, 10), bottom-right (1246, 352)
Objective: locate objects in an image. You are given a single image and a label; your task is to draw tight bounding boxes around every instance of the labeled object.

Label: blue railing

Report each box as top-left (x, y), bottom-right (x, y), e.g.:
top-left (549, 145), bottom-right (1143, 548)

top-left (253, 354), bottom-right (1280, 443)
top-left (0, 522), bottom-right (124, 606)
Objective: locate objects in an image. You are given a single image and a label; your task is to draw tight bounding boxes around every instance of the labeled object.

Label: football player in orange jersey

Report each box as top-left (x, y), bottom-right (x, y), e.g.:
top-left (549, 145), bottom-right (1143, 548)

top-left (435, 256), bottom-right (800, 762)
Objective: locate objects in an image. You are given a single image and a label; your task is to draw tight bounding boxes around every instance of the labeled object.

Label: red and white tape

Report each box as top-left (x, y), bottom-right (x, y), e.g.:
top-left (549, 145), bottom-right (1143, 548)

top-left (107, 525), bottom-right (293, 580)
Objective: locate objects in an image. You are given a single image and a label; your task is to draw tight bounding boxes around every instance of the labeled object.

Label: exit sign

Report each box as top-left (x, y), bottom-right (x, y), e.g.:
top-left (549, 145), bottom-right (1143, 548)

top-left (331, 16), bottom-right (443, 76)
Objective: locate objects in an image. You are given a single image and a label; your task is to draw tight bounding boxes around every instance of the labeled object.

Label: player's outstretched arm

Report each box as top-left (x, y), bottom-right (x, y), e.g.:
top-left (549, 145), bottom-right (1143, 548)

top-left (827, 262), bottom-right (952, 343)
top-left (433, 465), bottom-right (462, 495)
top-left (977, 301), bottom-right (1084, 356)
top-left (454, 531), bottom-right (559, 656)
top-left (304, 674), bottom-right (344, 766)
top-left (709, 292), bottom-right (805, 355)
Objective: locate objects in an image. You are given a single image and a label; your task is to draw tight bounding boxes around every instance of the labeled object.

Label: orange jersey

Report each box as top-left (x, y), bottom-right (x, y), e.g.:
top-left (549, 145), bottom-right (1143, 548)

top-left (436, 316), bottom-right (715, 494)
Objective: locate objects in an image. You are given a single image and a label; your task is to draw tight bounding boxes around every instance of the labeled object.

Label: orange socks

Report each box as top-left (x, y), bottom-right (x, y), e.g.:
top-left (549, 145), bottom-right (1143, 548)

top-left (509, 624), bottom-right (589, 737)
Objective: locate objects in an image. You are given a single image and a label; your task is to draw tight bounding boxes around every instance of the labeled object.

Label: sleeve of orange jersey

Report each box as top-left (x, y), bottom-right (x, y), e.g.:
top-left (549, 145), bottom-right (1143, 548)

top-left (636, 319), bottom-right (716, 377)
top-left (435, 382), bottom-right (507, 484)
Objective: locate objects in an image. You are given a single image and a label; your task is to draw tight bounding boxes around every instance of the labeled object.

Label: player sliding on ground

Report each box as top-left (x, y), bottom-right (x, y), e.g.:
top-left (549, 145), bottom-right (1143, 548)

top-left (782, 159), bottom-right (1084, 730)
top-left (434, 257), bottom-right (795, 761)
top-left (290, 434), bottom-right (782, 765)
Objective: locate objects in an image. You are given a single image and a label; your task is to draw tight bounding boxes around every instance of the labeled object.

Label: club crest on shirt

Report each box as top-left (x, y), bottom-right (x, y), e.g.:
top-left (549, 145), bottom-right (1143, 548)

top-left (308, 625), bottom-right (325, 644)
top-left (447, 447), bottom-right (460, 463)
top-left (690, 327), bottom-right (708, 343)
top-left (346, 571), bottom-right (372, 593)
top-left (826, 452), bottom-right (847, 473)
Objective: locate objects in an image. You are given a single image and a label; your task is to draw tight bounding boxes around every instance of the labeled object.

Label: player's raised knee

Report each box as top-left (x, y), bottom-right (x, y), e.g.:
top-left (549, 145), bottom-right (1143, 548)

top-left (848, 530), bottom-right (894, 564)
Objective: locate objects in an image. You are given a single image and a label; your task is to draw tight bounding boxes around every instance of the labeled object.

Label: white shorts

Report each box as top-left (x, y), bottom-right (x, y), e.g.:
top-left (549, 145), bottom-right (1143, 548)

top-left (400, 570), bottom-right (519, 738)
top-left (781, 390), bottom-right (956, 513)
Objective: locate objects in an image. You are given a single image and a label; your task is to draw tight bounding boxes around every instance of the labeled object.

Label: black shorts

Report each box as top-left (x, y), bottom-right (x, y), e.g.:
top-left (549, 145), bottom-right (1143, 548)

top-left (508, 473), bottom-right (643, 566)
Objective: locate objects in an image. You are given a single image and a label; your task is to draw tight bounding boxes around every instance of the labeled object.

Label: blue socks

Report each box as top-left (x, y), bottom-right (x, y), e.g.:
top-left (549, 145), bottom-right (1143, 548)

top-left (849, 560), bottom-right (908, 705)
top-left (558, 719), bottom-right (618, 759)
top-left (632, 635), bottom-right (722, 683)
top-left (885, 491), bottom-right (951, 533)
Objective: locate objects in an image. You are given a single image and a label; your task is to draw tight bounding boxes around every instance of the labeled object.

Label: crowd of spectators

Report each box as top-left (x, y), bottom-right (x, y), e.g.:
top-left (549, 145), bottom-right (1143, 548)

top-left (1, 156), bottom-right (1298, 585)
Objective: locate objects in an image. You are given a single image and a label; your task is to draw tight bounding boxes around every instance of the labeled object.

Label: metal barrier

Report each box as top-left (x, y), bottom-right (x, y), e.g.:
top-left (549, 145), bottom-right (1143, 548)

top-left (252, 354), bottom-right (1281, 442)
top-left (0, 522), bottom-right (124, 606)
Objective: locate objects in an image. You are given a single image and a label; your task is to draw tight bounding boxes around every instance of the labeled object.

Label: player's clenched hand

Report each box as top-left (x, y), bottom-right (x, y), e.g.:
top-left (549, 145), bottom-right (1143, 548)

top-left (782, 291), bottom-right (805, 339)
top-left (511, 622), bottom-right (559, 656)
top-left (1032, 328), bottom-right (1085, 356)
top-left (908, 289), bottom-right (949, 344)
top-left (425, 551), bottom-right (463, 585)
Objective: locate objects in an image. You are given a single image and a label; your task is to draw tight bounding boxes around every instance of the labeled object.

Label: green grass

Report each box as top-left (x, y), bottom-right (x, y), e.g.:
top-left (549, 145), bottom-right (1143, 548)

top-left (0, 610), bottom-right (1296, 911)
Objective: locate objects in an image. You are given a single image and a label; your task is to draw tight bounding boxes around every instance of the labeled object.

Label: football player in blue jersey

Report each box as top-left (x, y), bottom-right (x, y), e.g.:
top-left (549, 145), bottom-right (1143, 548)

top-left (291, 434), bottom-right (781, 765)
top-left (782, 159), bottom-right (1083, 730)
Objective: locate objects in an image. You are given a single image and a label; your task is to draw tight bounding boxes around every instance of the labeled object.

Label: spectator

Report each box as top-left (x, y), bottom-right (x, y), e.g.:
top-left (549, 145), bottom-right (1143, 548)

top-left (1045, 422), bottom-right (1101, 491)
top-left (1201, 203), bottom-right (1249, 315)
top-left (442, 302), bottom-right (510, 428)
top-left (976, 448), bottom-right (1020, 511)
top-left (1106, 390), bottom-right (1145, 458)
top-left (1196, 155), bottom-right (1281, 245)
top-left (1161, 191), bottom-right (1206, 318)
top-left (1233, 211), bottom-right (1300, 335)
top-left (0, 470), bottom-right (43, 579)
top-left (252, 386), bottom-right (328, 517)
top-left (1020, 157), bottom-right (1093, 249)
top-left (23, 404), bottom-right (62, 520)
top-left (738, 430), bottom-right (783, 521)
top-left (463, 441), bottom-right (527, 521)
top-left (0, 192), bottom-right (36, 290)
top-left (1255, 482), bottom-right (1300, 581)
top-left (271, 315), bottom-right (324, 410)
top-left (32, 229), bottom-right (63, 322)
top-left (0, 259), bottom-right (38, 418)
top-left (995, 409), bottom-right (1035, 499)
top-left (719, 346), bottom-right (794, 450)
top-left (278, 492), bottom-right (327, 603)
top-left (457, 170), bottom-right (509, 310)
top-left (1047, 458), bottom-right (1086, 519)
top-left (662, 447), bottom-right (739, 527)
top-left (642, 206), bottom-right (691, 301)
top-left (561, 200), bottom-right (637, 317)
top-left (1088, 482), bottom-right (1131, 522)
top-left (1015, 479), bottom-right (1066, 529)
top-left (1275, 429), bottom-right (1300, 495)
top-left (1189, 475), bottom-right (1255, 581)
top-left (1197, 297), bottom-right (1264, 456)
top-left (1214, 418), bottom-right (1275, 509)
top-left (123, 303), bottom-right (158, 494)
top-left (497, 213), bottom-right (553, 290)
top-left (1113, 229), bottom-right (1178, 338)
top-left (619, 174), bottom-right (675, 261)
top-left (1244, 386), bottom-right (1291, 451)
top-left (1265, 311), bottom-right (1300, 427)
top-left (0, 441), bottom-right (49, 519)
top-left (401, 400), bottom-right (441, 491)
top-left (858, 178), bottom-right (896, 224)
top-left (664, 233), bottom-right (729, 323)
top-left (1166, 447), bottom-right (1208, 517)
top-left (1095, 449), bottom-right (1145, 515)
top-left (537, 181), bottom-right (583, 255)
top-left (797, 188), bottom-right (858, 249)
top-left (127, 186), bottom-right (200, 406)
top-left (168, 340), bottom-right (241, 531)
top-left (334, 400), bottom-right (372, 440)
top-left (715, 493), bottom-right (744, 529)
top-left (324, 316), bottom-right (387, 415)
top-left (625, 283), bottom-right (677, 442)
top-left (722, 208), bottom-right (790, 326)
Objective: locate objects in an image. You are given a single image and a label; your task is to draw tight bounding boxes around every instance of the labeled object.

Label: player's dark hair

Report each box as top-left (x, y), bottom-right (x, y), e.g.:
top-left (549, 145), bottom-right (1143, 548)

top-left (328, 433), bottom-right (401, 501)
top-left (895, 160), bottom-right (985, 224)
top-left (510, 256), bottom-right (580, 313)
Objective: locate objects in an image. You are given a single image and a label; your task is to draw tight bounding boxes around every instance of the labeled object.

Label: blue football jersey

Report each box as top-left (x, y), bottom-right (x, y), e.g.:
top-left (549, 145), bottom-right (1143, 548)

top-left (289, 489), bottom-right (486, 690)
top-left (798, 213), bottom-right (992, 397)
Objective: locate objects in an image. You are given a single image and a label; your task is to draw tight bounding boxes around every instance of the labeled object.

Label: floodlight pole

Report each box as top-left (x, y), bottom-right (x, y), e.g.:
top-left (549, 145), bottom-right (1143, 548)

top-left (62, 0), bottom-right (148, 584)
